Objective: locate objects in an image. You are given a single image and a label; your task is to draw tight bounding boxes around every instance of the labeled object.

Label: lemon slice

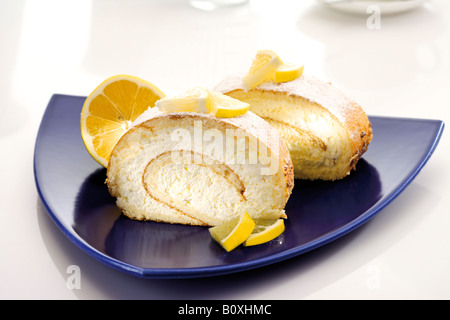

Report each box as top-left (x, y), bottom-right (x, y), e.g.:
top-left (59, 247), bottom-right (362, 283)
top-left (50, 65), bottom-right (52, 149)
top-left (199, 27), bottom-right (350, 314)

top-left (156, 87), bottom-right (249, 118)
top-left (275, 64), bottom-right (304, 83)
top-left (209, 212), bottom-right (255, 252)
top-left (155, 86), bottom-right (210, 113)
top-left (243, 218), bottom-right (285, 247)
top-left (242, 50), bottom-right (283, 92)
top-left (208, 90), bottom-right (250, 118)
top-left (80, 74), bottom-right (165, 167)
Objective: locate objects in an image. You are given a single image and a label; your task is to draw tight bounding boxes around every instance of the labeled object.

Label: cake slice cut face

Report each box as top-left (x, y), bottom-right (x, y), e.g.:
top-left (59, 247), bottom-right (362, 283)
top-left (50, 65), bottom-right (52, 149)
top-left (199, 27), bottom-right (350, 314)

top-left (106, 108), bottom-right (294, 226)
top-left (215, 74), bottom-right (373, 181)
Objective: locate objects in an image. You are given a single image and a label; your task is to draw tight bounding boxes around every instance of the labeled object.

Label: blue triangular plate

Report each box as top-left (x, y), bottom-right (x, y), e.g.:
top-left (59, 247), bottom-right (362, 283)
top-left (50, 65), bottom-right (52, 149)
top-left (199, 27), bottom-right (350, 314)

top-left (34, 94), bottom-right (444, 278)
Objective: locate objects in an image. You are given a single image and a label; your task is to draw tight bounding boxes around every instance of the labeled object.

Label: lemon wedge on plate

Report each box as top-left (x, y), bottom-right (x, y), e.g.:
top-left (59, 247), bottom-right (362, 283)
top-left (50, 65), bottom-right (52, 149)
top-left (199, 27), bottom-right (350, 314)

top-left (244, 218), bottom-right (285, 247)
top-left (80, 74), bottom-right (165, 167)
top-left (209, 212), bottom-right (255, 252)
top-left (156, 87), bottom-right (249, 118)
top-left (275, 64), bottom-right (304, 83)
top-left (242, 50), bottom-right (283, 92)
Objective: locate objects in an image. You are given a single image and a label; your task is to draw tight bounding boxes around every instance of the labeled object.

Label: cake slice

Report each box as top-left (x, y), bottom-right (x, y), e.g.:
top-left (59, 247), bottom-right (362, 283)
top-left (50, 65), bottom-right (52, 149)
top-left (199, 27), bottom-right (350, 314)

top-left (215, 73), bottom-right (373, 181)
top-left (106, 107), bottom-right (294, 226)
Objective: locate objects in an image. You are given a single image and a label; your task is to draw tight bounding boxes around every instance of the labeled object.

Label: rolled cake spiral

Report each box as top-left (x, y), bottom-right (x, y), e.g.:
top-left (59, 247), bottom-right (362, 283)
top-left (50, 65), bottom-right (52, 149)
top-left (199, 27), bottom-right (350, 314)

top-left (106, 107), bottom-right (294, 226)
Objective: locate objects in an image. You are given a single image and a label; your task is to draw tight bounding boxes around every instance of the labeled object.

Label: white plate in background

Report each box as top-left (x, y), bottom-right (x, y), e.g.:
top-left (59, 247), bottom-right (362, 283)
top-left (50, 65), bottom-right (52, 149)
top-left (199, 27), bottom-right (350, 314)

top-left (315, 0), bottom-right (429, 15)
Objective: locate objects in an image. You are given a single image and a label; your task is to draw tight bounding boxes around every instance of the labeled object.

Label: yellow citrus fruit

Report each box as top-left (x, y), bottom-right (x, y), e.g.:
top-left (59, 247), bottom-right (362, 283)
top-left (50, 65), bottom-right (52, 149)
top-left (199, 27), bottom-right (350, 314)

top-left (209, 212), bottom-right (255, 252)
top-left (155, 86), bottom-right (210, 113)
top-left (242, 50), bottom-right (283, 92)
top-left (156, 87), bottom-right (249, 118)
top-left (208, 89), bottom-right (250, 118)
top-left (80, 74), bottom-right (165, 167)
top-left (243, 218), bottom-right (285, 247)
top-left (275, 64), bottom-right (304, 83)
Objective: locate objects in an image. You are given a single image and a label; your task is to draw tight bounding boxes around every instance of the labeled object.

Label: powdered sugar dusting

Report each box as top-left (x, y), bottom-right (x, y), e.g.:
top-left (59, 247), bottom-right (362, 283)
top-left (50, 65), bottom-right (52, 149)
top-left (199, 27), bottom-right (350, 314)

top-left (214, 73), bottom-right (359, 126)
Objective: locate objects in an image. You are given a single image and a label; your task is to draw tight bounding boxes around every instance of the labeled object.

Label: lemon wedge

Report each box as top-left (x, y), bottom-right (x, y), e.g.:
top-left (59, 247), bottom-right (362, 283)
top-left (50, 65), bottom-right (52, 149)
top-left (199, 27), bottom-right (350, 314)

top-left (80, 74), bottom-right (165, 167)
top-left (208, 89), bottom-right (250, 118)
top-left (155, 86), bottom-right (210, 113)
top-left (209, 212), bottom-right (255, 252)
top-left (243, 219), bottom-right (285, 247)
top-left (156, 87), bottom-right (249, 118)
top-left (242, 50), bottom-right (283, 92)
top-left (275, 64), bottom-right (304, 83)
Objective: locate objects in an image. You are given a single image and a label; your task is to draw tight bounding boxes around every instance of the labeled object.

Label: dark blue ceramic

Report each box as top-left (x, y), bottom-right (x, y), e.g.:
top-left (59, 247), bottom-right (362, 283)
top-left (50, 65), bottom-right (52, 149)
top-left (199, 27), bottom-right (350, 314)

top-left (34, 94), bottom-right (444, 278)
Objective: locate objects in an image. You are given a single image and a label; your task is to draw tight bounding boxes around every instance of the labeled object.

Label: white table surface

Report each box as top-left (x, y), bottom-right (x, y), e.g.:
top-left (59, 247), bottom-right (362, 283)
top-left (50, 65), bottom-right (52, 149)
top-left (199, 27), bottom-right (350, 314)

top-left (1, 0), bottom-right (449, 300)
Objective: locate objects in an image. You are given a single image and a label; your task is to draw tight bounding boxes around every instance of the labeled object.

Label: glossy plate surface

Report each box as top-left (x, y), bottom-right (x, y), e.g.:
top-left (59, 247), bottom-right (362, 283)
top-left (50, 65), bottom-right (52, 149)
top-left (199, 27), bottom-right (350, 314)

top-left (34, 94), bottom-right (444, 278)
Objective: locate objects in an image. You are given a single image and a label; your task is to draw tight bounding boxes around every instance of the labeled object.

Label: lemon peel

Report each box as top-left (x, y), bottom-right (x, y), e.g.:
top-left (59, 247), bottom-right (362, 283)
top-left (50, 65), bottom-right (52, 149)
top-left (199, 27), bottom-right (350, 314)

top-left (209, 212), bottom-right (255, 252)
top-left (275, 64), bottom-right (304, 83)
top-left (210, 214), bottom-right (286, 251)
top-left (208, 89), bottom-right (250, 118)
top-left (244, 219), bottom-right (285, 247)
top-left (242, 50), bottom-right (305, 90)
top-left (242, 50), bottom-right (283, 92)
